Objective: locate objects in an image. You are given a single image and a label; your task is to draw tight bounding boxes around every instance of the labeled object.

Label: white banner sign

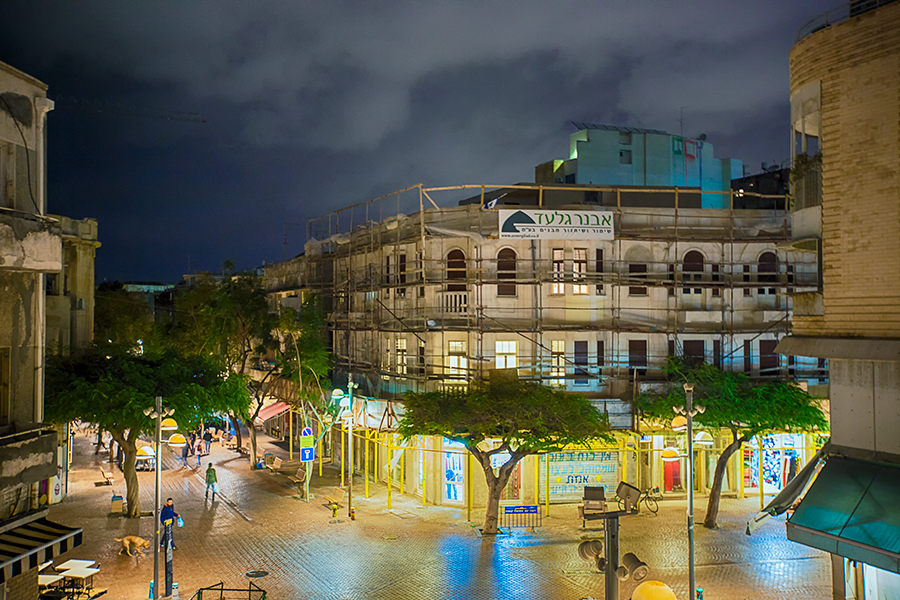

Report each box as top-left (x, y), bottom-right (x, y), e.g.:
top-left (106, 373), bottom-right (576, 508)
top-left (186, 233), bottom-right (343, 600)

top-left (499, 209), bottom-right (614, 240)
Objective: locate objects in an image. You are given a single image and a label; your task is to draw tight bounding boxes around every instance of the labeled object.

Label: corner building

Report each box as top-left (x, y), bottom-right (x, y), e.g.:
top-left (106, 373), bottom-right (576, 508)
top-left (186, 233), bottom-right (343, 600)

top-left (778, 1), bottom-right (900, 597)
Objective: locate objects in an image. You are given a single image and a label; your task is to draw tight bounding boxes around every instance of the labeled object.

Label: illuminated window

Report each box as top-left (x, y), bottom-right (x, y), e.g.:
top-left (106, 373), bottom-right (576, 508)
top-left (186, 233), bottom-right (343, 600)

top-left (495, 341), bottom-right (517, 369)
top-left (445, 341), bottom-right (468, 379)
top-left (552, 249), bottom-right (564, 294)
top-left (396, 338), bottom-right (407, 375)
top-left (573, 248), bottom-right (588, 294)
top-left (550, 340), bottom-right (565, 387)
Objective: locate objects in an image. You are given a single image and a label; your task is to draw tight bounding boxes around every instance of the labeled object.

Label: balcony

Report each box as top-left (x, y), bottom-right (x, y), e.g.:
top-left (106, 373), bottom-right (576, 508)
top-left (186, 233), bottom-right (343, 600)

top-left (0, 210), bottom-right (62, 273)
top-left (0, 424), bottom-right (57, 488)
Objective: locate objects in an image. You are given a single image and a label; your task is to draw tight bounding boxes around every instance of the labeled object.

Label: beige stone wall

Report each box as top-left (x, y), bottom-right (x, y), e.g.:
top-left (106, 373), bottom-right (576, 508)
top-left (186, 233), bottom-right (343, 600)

top-left (5, 566), bottom-right (38, 600)
top-left (790, 3), bottom-right (900, 338)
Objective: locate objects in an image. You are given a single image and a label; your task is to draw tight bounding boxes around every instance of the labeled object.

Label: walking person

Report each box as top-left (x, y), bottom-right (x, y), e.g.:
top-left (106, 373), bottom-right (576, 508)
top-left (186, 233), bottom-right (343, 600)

top-left (195, 437), bottom-right (203, 467)
top-left (180, 440), bottom-right (190, 468)
top-left (160, 498), bottom-right (179, 550)
top-left (205, 463), bottom-right (218, 500)
top-left (203, 429), bottom-right (213, 454)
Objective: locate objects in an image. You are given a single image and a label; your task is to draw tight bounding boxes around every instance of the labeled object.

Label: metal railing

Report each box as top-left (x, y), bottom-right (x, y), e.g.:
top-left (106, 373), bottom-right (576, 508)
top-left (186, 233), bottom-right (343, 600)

top-left (796, 0), bottom-right (899, 42)
top-left (189, 582), bottom-right (266, 600)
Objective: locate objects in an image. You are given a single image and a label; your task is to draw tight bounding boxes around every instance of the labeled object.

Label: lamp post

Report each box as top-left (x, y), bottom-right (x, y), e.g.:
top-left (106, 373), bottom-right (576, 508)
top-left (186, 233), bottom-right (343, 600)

top-left (345, 382), bottom-right (358, 518)
top-left (145, 397), bottom-right (180, 600)
top-left (683, 382), bottom-right (696, 600)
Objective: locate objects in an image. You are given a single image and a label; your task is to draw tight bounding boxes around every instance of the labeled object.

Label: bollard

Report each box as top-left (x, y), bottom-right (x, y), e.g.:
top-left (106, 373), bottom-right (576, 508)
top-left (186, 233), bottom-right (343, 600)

top-left (350, 508), bottom-right (356, 520)
top-left (331, 503), bottom-right (339, 518)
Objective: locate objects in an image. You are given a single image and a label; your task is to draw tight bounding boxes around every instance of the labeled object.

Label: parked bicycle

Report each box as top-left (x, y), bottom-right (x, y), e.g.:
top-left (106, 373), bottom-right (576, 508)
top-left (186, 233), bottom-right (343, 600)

top-left (615, 485), bottom-right (661, 513)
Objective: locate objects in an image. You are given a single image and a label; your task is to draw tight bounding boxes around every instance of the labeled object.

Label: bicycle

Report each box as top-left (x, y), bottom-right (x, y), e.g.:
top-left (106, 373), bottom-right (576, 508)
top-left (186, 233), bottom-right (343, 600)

top-left (615, 485), bottom-right (661, 513)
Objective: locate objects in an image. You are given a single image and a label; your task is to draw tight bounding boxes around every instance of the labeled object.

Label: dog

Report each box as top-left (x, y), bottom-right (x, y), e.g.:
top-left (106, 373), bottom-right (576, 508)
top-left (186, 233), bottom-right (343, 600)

top-left (115, 535), bottom-right (150, 557)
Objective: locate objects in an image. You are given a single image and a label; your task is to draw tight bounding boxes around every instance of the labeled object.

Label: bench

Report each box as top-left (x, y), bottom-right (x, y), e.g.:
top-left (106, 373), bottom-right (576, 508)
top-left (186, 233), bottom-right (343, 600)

top-left (238, 446), bottom-right (250, 457)
top-left (323, 486), bottom-right (346, 507)
top-left (98, 468), bottom-right (115, 485)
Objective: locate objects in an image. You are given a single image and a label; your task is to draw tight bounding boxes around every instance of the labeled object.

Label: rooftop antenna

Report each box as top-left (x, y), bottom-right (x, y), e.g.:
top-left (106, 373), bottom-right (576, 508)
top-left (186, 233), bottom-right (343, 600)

top-left (678, 107), bottom-right (686, 138)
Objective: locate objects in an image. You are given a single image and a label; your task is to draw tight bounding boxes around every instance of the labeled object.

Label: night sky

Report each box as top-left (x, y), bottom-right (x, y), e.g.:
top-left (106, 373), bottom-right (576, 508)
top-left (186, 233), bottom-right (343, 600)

top-left (1, 1), bottom-right (824, 283)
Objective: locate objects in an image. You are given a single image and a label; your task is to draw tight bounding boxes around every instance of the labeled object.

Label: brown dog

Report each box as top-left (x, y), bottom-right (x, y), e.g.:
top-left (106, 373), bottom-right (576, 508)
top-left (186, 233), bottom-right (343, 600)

top-left (115, 535), bottom-right (150, 557)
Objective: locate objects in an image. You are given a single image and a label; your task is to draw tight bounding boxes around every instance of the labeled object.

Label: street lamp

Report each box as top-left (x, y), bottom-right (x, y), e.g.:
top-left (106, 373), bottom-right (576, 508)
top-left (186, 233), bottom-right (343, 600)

top-left (682, 382), bottom-right (696, 600)
top-left (143, 397), bottom-right (181, 600)
top-left (342, 382), bottom-right (358, 519)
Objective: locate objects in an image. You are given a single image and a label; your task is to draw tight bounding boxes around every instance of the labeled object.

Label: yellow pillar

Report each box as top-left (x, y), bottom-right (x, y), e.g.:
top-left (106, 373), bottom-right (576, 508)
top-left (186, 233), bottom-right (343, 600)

top-left (340, 424), bottom-right (346, 487)
top-left (534, 454), bottom-right (539, 505)
top-left (401, 445), bottom-right (406, 495)
top-left (465, 451), bottom-right (471, 523)
top-left (758, 444), bottom-right (764, 510)
top-left (365, 429), bottom-right (370, 499)
top-left (289, 410), bottom-right (293, 461)
top-left (387, 433), bottom-right (393, 510)
top-left (738, 442), bottom-right (745, 499)
top-left (318, 430), bottom-right (323, 477)
top-left (545, 452), bottom-right (551, 517)
top-left (422, 441), bottom-right (427, 507)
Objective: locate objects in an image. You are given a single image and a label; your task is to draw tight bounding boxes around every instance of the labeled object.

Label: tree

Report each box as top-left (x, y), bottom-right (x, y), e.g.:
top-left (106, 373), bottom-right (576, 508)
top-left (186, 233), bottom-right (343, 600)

top-left (45, 343), bottom-right (249, 518)
top-left (168, 270), bottom-right (277, 467)
top-left (398, 379), bottom-right (611, 534)
top-left (635, 357), bottom-right (828, 529)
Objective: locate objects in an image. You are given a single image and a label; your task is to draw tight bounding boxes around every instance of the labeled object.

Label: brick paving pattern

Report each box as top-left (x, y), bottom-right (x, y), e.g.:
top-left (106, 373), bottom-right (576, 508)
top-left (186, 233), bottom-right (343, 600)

top-left (47, 432), bottom-right (831, 599)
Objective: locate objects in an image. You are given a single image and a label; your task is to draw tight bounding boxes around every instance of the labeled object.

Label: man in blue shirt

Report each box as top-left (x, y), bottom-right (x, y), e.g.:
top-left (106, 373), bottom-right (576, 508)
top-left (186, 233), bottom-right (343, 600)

top-left (160, 498), bottom-right (179, 550)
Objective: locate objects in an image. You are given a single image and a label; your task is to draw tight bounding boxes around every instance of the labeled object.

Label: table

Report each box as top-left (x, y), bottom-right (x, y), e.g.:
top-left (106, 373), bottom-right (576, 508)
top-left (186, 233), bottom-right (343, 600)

top-left (56, 559), bottom-right (95, 570)
top-left (38, 573), bottom-right (64, 587)
top-left (61, 566), bottom-right (100, 595)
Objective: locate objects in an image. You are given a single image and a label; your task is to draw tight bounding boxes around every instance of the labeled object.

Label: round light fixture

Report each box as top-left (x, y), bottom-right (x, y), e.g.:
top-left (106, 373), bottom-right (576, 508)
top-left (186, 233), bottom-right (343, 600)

top-left (160, 417), bottom-right (178, 431)
top-left (136, 446), bottom-right (156, 459)
top-left (671, 416), bottom-right (688, 432)
top-left (167, 433), bottom-right (187, 448)
top-left (694, 431), bottom-right (714, 446)
top-left (661, 447), bottom-right (681, 462)
top-left (632, 580), bottom-right (677, 600)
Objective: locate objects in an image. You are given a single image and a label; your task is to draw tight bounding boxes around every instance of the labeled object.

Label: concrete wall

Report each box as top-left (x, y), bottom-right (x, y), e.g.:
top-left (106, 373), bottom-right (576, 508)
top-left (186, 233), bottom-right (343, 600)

top-left (829, 359), bottom-right (900, 456)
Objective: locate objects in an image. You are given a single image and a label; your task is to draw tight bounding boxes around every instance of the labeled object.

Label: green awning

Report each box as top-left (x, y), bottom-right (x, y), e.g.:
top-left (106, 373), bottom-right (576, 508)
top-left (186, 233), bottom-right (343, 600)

top-left (787, 456), bottom-right (900, 573)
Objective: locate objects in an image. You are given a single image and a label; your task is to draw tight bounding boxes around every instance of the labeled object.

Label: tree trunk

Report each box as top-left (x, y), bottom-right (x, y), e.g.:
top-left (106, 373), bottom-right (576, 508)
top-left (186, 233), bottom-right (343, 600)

top-left (246, 419), bottom-right (259, 469)
top-left (230, 413), bottom-right (243, 450)
top-left (703, 435), bottom-right (747, 529)
top-left (111, 432), bottom-right (140, 518)
top-left (472, 449), bottom-right (520, 535)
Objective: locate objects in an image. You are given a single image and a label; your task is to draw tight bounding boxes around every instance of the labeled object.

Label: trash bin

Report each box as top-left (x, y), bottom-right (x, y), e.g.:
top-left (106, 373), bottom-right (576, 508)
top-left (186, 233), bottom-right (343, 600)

top-left (264, 453), bottom-right (275, 466)
top-left (111, 495), bottom-right (123, 514)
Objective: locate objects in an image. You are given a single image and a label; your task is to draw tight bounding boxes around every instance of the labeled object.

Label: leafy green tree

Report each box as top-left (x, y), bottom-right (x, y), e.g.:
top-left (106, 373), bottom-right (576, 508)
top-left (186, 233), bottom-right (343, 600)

top-left (635, 357), bottom-right (828, 529)
top-left (399, 379), bottom-right (611, 534)
top-left (45, 344), bottom-right (249, 518)
top-left (168, 269), bottom-right (277, 467)
top-left (94, 281), bottom-right (154, 352)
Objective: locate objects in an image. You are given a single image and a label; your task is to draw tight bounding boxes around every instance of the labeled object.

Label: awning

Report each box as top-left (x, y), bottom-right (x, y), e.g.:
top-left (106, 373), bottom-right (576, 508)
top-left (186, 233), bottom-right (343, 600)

top-left (0, 517), bottom-right (83, 583)
top-left (257, 401), bottom-right (289, 423)
top-left (786, 456), bottom-right (900, 573)
top-left (746, 441), bottom-right (828, 535)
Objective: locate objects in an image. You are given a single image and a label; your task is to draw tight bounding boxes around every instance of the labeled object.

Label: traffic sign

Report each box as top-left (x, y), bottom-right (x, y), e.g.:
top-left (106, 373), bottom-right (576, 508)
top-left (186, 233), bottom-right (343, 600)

top-left (300, 446), bottom-right (314, 461)
top-left (300, 426), bottom-right (313, 437)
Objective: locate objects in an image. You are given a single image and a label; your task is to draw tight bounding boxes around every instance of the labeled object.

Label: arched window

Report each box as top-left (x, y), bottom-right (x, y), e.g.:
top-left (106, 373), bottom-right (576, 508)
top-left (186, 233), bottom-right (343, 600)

top-left (497, 248), bottom-right (516, 296)
top-left (758, 252), bottom-right (777, 295)
top-left (446, 249), bottom-right (467, 291)
top-left (683, 250), bottom-right (704, 294)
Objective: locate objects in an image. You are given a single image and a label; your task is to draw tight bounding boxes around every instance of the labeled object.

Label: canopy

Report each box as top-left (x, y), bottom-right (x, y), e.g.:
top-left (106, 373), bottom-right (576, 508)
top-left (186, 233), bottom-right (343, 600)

top-left (0, 517), bottom-right (83, 583)
top-left (257, 401), bottom-right (289, 423)
top-left (787, 456), bottom-right (900, 573)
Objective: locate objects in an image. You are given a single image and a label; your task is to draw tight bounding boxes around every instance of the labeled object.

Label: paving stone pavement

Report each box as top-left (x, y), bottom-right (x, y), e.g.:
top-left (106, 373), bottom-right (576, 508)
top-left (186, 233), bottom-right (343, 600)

top-left (47, 431), bottom-right (832, 599)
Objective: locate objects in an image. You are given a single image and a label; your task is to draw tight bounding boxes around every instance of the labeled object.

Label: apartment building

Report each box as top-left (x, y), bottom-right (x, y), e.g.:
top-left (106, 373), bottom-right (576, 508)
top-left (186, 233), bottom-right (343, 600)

top-left (776, 1), bottom-right (900, 596)
top-left (0, 61), bottom-right (83, 599)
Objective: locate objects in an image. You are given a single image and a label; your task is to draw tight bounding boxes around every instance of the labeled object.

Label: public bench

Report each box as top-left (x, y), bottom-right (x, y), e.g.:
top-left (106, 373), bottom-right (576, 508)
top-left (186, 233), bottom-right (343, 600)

top-left (98, 468), bottom-right (115, 486)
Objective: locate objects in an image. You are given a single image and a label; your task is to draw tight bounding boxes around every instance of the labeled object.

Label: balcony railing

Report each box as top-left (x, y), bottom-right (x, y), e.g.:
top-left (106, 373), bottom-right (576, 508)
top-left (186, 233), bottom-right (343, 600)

top-left (796, 0), bottom-right (899, 42)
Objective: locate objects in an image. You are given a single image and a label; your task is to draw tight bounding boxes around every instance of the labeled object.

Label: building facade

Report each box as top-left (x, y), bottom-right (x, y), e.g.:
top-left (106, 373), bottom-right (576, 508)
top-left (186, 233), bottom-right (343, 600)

top-left (267, 174), bottom-right (819, 508)
top-left (0, 61), bottom-right (83, 599)
top-left (778, 1), bottom-right (900, 597)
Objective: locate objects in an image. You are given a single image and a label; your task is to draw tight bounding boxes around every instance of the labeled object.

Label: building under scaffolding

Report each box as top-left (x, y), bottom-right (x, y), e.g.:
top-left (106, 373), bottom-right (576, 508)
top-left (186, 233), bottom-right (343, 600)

top-left (265, 182), bottom-right (821, 432)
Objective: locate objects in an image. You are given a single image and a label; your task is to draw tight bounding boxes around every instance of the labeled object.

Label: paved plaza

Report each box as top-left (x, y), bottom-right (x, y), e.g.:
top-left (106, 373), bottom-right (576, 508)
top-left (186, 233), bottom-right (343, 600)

top-left (47, 432), bottom-right (832, 599)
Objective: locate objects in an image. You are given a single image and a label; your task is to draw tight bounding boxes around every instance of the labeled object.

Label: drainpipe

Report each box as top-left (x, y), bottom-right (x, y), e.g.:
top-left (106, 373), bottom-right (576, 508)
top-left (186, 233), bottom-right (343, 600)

top-left (33, 97), bottom-right (54, 425)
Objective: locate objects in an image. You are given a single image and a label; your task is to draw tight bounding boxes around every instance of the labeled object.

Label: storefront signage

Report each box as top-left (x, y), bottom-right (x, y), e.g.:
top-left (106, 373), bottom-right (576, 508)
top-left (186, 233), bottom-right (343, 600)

top-left (539, 450), bottom-right (620, 502)
top-left (499, 209), bottom-right (614, 240)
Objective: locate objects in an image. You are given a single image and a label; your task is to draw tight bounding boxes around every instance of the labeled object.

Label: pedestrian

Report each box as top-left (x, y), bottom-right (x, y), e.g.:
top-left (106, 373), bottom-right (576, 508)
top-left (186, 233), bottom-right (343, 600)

top-left (160, 498), bottom-right (179, 550)
top-left (189, 431), bottom-right (197, 456)
top-left (205, 463), bottom-right (218, 500)
top-left (203, 429), bottom-right (213, 454)
top-left (195, 437), bottom-right (203, 467)
top-left (180, 440), bottom-right (190, 467)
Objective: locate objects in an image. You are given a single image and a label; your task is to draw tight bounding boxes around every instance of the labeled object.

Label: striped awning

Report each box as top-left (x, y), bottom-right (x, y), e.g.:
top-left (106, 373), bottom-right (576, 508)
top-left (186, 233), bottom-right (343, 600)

top-left (257, 401), bottom-right (289, 423)
top-left (0, 517), bottom-right (83, 583)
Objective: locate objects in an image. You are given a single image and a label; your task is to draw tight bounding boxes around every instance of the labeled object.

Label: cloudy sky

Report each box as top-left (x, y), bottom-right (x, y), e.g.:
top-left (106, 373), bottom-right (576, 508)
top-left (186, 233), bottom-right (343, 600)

top-left (1, 1), bottom-right (825, 282)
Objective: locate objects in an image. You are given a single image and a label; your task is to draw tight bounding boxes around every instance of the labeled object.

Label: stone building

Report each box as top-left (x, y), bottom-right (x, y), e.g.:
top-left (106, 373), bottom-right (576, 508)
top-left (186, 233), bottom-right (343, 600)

top-left (0, 61), bottom-right (83, 599)
top-left (266, 164), bottom-right (819, 507)
top-left (776, 1), bottom-right (900, 597)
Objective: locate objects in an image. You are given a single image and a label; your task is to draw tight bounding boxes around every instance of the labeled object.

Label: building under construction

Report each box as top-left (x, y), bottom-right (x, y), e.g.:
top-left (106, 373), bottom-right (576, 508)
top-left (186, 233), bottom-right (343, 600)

top-left (266, 182), bottom-right (821, 432)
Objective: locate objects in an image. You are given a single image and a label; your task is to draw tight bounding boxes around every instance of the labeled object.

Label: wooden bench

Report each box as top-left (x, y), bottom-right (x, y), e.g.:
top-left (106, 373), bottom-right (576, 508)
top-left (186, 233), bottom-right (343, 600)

top-left (238, 446), bottom-right (250, 457)
top-left (99, 468), bottom-right (115, 485)
top-left (323, 486), bottom-right (346, 507)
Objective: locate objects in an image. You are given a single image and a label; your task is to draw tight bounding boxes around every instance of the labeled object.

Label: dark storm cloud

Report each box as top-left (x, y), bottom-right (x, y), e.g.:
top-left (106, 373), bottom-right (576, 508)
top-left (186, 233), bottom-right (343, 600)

top-left (1, 0), bottom-right (825, 281)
